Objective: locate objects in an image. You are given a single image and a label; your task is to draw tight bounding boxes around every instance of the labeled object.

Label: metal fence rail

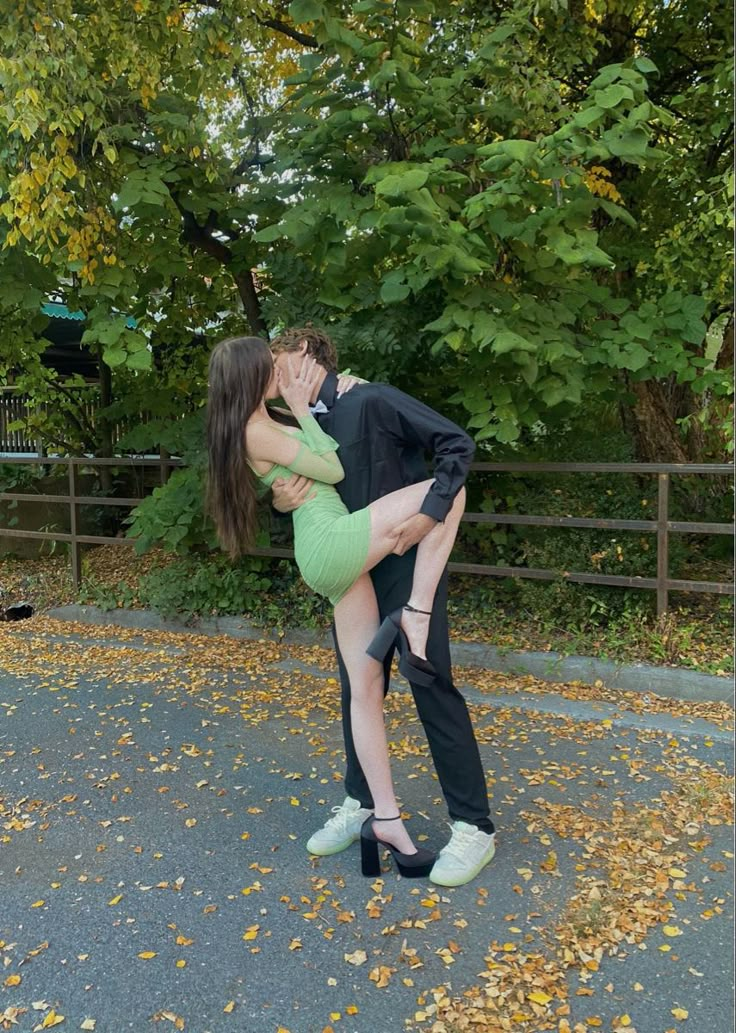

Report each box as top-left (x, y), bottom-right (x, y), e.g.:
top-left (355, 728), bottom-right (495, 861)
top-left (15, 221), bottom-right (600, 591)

top-left (0, 455), bottom-right (733, 615)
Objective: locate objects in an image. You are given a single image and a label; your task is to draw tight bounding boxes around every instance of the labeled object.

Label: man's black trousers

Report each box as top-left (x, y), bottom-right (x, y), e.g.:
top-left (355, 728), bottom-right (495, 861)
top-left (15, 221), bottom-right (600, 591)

top-left (332, 548), bottom-right (494, 835)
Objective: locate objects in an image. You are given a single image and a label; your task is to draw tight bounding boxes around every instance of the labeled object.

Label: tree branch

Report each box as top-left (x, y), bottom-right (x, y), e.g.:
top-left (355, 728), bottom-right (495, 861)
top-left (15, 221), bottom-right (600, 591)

top-left (171, 194), bottom-right (267, 334)
top-left (256, 16), bottom-right (319, 48)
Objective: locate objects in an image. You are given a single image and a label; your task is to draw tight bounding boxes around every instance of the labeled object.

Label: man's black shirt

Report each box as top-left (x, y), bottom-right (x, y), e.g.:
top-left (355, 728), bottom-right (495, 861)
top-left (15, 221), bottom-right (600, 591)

top-left (313, 373), bottom-right (474, 522)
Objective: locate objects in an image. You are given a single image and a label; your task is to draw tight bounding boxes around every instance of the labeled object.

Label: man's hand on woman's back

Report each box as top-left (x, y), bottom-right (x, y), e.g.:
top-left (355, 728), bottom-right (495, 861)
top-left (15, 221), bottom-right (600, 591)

top-left (272, 473), bottom-right (316, 513)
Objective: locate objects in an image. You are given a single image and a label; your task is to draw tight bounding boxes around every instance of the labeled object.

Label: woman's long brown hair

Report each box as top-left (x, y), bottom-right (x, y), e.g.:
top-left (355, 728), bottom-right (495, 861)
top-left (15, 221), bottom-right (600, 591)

top-left (206, 336), bottom-right (273, 559)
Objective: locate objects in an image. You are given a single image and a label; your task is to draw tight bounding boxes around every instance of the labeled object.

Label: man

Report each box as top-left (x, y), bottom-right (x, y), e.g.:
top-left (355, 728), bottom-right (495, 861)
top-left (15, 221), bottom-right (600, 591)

top-left (269, 327), bottom-right (495, 887)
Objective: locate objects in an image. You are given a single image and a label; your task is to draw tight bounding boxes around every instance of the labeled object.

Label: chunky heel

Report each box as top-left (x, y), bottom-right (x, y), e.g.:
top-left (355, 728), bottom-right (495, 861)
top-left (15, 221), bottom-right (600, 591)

top-left (366, 616), bottom-right (400, 663)
top-left (365, 606), bottom-right (438, 687)
top-left (360, 830), bottom-right (381, 877)
top-left (360, 815), bottom-right (435, 880)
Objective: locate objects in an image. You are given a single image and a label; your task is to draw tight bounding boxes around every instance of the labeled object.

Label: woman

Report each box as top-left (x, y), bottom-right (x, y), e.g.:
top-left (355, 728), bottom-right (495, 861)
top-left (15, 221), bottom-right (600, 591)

top-left (206, 336), bottom-right (467, 878)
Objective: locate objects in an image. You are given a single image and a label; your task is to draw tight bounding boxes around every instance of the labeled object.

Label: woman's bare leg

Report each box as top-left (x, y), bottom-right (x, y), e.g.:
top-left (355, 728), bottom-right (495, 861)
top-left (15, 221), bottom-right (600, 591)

top-left (333, 574), bottom-right (417, 854)
top-left (359, 481), bottom-right (467, 659)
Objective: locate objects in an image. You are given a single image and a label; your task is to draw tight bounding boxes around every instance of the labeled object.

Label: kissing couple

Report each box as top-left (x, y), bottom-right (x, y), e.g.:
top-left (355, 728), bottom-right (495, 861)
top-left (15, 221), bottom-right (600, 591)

top-left (206, 326), bottom-right (496, 886)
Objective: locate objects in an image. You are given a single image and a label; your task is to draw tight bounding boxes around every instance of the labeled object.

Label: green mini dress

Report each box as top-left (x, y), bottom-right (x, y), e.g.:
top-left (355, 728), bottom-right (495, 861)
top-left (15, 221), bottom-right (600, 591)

top-left (255, 413), bottom-right (371, 606)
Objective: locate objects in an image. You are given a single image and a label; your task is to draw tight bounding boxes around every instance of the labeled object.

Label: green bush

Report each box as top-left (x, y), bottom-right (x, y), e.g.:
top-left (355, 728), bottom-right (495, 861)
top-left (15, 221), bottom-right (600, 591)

top-left (124, 466), bottom-right (217, 555)
top-left (136, 553), bottom-right (272, 620)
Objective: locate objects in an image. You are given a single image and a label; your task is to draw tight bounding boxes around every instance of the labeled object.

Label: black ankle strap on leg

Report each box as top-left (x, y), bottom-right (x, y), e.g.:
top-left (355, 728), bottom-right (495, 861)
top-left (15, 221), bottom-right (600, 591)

top-left (404, 604), bottom-right (432, 615)
top-left (373, 814), bottom-right (401, 821)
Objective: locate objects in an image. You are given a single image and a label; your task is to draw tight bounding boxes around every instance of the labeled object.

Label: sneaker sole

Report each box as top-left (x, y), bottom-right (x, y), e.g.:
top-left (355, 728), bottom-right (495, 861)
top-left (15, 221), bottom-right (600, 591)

top-left (306, 834), bottom-right (360, 857)
top-left (428, 842), bottom-right (496, 887)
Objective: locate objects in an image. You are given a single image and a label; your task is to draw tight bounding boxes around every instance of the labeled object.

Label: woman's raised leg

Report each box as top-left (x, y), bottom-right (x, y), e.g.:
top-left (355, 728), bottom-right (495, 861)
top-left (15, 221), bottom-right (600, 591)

top-left (358, 481), bottom-right (467, 659)
top-left (333, 573), bottom-right (418, 855)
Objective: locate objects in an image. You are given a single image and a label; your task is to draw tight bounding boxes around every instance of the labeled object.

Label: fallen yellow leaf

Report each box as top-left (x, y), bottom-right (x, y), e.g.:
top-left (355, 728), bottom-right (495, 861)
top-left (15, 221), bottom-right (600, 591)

top-left (528, 991), bottom-right (552, 1005)
top-left (41, 1011), bottom-right (65, 1028)
top-left (138, 951), bottom-right (157, 959)
top-left (672, 1008), bottom-right (689, 1020)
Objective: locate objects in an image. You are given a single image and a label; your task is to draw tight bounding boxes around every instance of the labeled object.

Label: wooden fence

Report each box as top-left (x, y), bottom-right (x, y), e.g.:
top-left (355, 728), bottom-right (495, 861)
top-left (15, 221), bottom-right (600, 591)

top-left (0, 455), bottom-right (733, 615)
top-left (0, 386), bottom-right (142, 454)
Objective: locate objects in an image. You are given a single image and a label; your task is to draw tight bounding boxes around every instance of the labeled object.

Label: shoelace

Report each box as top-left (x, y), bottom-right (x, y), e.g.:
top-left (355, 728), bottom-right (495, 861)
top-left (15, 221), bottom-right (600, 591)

top-left (443, 824), bottom-right (482, 860)
top-left (324, 805), bottom-right (355, 830)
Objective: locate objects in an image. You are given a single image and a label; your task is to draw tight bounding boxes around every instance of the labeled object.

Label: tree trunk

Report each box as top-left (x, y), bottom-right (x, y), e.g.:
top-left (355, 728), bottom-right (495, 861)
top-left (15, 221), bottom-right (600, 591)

top-left (625, 378), bottom-right (690, 463)
top-left (235, 270), bottom-right (268, 336)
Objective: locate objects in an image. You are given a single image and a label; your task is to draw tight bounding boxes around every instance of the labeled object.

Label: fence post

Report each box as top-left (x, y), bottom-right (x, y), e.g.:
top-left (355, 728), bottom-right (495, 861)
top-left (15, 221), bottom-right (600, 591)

top-left (69, 460), bottom-right (82, 588)
top-left (160, 445), bottom-right (171, 486)
top-left (657, 472), bottom-right (670, 616)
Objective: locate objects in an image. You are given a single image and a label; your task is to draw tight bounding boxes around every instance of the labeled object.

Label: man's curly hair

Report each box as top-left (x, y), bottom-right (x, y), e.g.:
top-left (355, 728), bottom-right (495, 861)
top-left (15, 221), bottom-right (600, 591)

top-left (269, 325), bottom-right (338, 374)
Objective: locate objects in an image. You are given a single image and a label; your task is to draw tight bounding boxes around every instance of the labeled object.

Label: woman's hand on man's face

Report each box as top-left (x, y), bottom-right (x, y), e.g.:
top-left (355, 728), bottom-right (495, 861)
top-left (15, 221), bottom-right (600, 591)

top-left (276, 354), bottom-right (322, 414)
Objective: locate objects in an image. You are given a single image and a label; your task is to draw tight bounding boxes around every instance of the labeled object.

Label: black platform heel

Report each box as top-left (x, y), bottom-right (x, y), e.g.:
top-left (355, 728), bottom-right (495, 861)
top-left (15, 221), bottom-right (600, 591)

top-left (366, 604), bottom-right (437, 688)
top-left (360, 815), bottom-right (436, 878)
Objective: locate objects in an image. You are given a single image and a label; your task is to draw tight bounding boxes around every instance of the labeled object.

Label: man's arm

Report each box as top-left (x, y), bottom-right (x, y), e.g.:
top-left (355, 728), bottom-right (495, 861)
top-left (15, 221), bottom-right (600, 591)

top-left (374, 385), bottom-right (475, 522)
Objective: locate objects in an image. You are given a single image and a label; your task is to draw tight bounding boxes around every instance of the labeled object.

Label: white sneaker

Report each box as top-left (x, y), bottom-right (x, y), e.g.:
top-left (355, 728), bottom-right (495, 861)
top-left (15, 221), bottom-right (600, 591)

top-left (306, 797), bottom-right (373, 856)
top-left (429, 821), bottom-right (496, 887)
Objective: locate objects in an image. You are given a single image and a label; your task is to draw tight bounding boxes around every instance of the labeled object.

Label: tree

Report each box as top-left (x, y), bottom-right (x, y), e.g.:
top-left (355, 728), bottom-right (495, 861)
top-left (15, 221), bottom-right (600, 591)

top-left (0, 0), bottom-right (732, 465)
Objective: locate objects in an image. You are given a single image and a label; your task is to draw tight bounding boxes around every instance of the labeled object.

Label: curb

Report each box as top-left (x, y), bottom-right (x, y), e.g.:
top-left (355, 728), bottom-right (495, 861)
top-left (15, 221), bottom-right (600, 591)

top-left (46, 604), bottom-right (733, 705)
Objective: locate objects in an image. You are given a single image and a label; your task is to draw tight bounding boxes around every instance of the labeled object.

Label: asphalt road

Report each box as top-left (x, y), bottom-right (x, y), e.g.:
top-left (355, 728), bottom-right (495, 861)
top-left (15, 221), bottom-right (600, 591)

top-left (0, 621), bottom-right (733, 1033)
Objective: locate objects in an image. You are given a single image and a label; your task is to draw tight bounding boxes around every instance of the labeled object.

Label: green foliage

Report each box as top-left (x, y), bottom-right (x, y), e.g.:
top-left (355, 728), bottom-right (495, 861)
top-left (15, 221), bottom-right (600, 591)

top-left (1, 0), bottom-right (732, 484)
top-left (453, 413), bottom-right (726, 628)
top-left (135, 554), bottom-right (272, 620)
top-left (124, 466), bottom-right (215, 555)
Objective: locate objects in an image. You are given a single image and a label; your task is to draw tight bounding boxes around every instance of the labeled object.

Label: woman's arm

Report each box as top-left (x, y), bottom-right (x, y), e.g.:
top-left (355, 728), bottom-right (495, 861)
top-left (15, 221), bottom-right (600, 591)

top-left (247, 416), bottom-right (344, 485)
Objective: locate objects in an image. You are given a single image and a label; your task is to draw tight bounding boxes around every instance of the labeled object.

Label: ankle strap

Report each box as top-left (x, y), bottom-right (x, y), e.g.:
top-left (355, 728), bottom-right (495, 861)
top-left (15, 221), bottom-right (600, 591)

top-left (373, 814), bottom-right (401, 821)
top-left (404, 603), bottom-right (432, 615)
